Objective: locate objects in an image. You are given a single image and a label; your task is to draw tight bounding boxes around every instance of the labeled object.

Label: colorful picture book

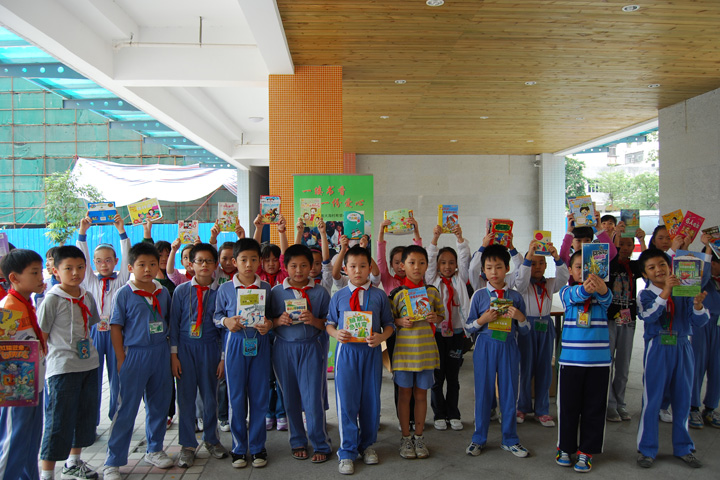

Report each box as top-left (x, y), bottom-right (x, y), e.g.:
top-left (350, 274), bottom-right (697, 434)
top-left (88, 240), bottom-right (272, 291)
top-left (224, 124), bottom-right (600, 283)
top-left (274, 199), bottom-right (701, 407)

top-left (702, 226), bottom-right (720, 259)
top-left (582, 243), bottom-right (610, 281)
top-left (488, 298), bottom-right (513, 333)
top-left (0, 233), bottom-right (9, 260)
top-left (438, 205), bottom-right (459, 234)
top-left (300, 198), bottom-right (321, 224)
top-left (486, 218), bottom-right (513, 247)
top-left (620, 209), bottom-right (640, 238)
top-left (384, 209), bottom-right (414, 235)
top-left (343, 211), bottom-right (365, 240)
top-left (662, 209), bottom-right (684, 238)
top-left (284, 298), bottom-right (307, 324)
top-left (677, 211), bottom-right (705, 243)
top-left (0, 340), bottom-right (39, 407)
top-left (87, 201), bottom-right (117, 224)
top-left (127, 198), bottom-right (162, 225)
top-left (260, 196), bottom-right (281, 224)
top-left (568, 195), bottom-right (596, 227)
top-left (400, 287), bottom-right (431, 321)
top-left (236, 288), bottom-right (266, 327)
top-left (343, 311), bottom-right (373, 342)
top-left (533, 230), bottom-right (551, 255)
top-left (0, 309), bottom-right (23, 339)
top-left (672, 250), bottom-right (704, 297)
top-left (218, 202), bottom-right (238, 232)
top-left (178, 220), bottom-right (200, 244)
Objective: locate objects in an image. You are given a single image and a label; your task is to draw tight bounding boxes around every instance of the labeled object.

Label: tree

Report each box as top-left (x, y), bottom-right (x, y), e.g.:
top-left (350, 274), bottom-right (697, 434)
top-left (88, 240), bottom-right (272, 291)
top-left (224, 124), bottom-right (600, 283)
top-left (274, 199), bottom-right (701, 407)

top-left (44, 170), bottom-right (104, 245)
top-left (565, 157), bottom-right (587, 198)
top-left (630, 172), bottom-right (659, 209)
top-left (597, 170), bottom-right (632, 209)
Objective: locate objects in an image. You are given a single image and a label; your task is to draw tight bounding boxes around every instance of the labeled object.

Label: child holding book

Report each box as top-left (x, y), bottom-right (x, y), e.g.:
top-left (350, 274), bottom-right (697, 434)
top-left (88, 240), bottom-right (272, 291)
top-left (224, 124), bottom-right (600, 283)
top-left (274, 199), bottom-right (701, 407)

top-left (600, 214), bottom-right (617, 238)
top-left (555, 250), bottom-right (612, 473)
top-left (0, 249), bottom-right (48, 479)
top-left (77, 214), bottom-right (130, 427)
top-left (468, 232), bottom-right (524, 291)
top-left (389, 245), bottom-right (444, 459)
top-left (214, 238), bottom-right (273, 468)
top-left (296, 216), bottom-right (332, 292)
top-left (636, 248), bottom-right (709, 469)
top-left (38, 246), bottom-right (102, 480)
top-left (377, 217), bottom-right (422, 295)
top-left (426, 224), bottom-right (470, 431)
top-left (559, 212), bottom-right (617, 268)
top-left (326, 245), bottom-right (395, 474)
top-left (514, 239), bottom-right (569, 427)
top-left (103, 243), bottom-right (174, 480)
top-left (167, 241), bottom-right (197, 286)
top-left (209, 218), bottom-right (246, 285)
top-left (268, 244), bottom-right (332, 462)
top-left (464, 244), bottom-right (530, 459)
top-left (141, 219), bottom-right (177, 296)
top-left (332, 235), bottom-right (382, 290)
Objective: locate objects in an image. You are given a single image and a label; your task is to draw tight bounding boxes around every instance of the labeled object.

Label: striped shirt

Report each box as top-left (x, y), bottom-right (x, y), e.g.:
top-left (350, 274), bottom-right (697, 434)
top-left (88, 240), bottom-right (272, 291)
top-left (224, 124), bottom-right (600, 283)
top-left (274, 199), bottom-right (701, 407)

top-left (558, 285), bottom-right (612, 367)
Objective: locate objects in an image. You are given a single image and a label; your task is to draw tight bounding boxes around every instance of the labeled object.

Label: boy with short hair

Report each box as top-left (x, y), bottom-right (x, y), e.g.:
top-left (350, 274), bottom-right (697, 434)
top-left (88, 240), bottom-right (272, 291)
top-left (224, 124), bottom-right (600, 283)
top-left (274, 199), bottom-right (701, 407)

top-left (77, 213), bottom-right (130, 427)
top-left (214, 238), bottom-right (273, 468)
top-left (38, 246), bottom-right (102, 480)
top-left (296, 217), bottom-right (333, 292)
top-left (103, 243), bottom-right (174, 480)
top-left (268, 244), bottom-right (332, 463)
top-left (636, 249), bottom-right (709, 469)
top-left (469, 233), bottom-right (524, 291)
top-left (0, 249), bottom-right (48, 479)
top-left (327, 245), bottom-right (395, 474)
top-left (465, 244), bottom-right (530, 459)
top-left (170, 243), bottom-right (228, 468)
top-left (559, 212), bottom-right (617, 267)
top-left (600, 214), bottom-right (617, 237)
top-left (33, 246), bottom-right (60, 308)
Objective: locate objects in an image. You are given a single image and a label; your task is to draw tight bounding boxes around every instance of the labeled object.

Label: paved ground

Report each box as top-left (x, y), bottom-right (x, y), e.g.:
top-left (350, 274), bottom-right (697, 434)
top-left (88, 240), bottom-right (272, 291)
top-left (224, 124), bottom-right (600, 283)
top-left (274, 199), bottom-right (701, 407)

top-left (68, 324), bottom-right (719, 479)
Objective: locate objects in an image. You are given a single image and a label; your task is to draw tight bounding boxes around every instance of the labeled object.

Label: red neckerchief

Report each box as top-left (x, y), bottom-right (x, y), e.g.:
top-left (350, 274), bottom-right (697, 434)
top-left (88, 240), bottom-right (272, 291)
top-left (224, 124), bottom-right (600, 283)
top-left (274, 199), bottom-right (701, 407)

top-left (8, 289), bottom-right (46, 353)
top-left (393, 274), bottom-right (404, 283)
top-left (289, 283), bottom-right (313, 311)
top-left (184, 271), bottom-right (193, 280)
top-left (0, 284), bottom-right (6, 300)
top-left (314, 277), bottom-right (322, 285)
top-left (532, 279), bottom-right (547, 314)
top-left (193, 285), bottom-right (210, 331)
top-left (71, 296), bottom-right (92, 339)
top-left (666, 297), bottom-right (675, 331)
top-left (266, 273), bottom-right (278, 287)
top-left (221, 267), bottom-right (237, 277)
top-left (100, 277), bottom-right (112, 313)
top-left (133, 288), bottom-right (163, 316)
top-left (440, 276), bottom-right (455, 325)
top-left (349, 285), bottom-right (365, 311)
top-left (495, 288), bottom-right (505, 299)
top-left (402, 277), bottom-right (424, 289)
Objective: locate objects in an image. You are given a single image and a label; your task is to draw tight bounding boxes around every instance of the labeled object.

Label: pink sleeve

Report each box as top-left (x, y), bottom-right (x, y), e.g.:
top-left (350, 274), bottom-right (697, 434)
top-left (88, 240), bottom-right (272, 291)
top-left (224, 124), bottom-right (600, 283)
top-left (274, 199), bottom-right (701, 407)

top-left (413, 237), bottom-right (423, 247)
top-left (560, 233), bottom-right (573, 266)
top-left (169, 270), bottom-right (189, 286)
top-left (376, 241), bottom-right (393, 287)
top-left (596, 231), bottom-right (618, 261)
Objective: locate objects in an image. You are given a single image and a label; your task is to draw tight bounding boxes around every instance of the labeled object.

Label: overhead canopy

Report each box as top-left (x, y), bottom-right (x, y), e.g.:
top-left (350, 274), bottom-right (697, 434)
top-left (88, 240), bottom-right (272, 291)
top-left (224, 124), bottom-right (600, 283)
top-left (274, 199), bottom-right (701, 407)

top-left (72, 158), bottom-right (237, 206)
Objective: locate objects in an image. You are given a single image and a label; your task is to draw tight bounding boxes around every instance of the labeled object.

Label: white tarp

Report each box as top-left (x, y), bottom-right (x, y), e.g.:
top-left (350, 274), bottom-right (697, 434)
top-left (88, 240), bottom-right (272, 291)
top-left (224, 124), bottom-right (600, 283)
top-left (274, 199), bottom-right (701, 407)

top-left (72, 158), bottom-right (237, 206)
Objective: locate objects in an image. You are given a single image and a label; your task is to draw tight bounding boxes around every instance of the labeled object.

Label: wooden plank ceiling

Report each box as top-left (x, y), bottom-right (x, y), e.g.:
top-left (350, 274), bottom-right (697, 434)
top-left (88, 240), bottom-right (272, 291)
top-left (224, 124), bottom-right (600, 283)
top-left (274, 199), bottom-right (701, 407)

top-left (276, 0), bottom-right (720, 155)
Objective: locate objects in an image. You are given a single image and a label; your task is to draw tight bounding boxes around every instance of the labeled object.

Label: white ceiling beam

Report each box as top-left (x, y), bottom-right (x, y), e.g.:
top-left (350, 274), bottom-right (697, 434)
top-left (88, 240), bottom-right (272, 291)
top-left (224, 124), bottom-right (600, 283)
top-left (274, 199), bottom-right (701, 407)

top-left (554, 118), bottom-right (659, 157)
top-left (77, 0), bottom-right (139, 40)
top-left (113, 45), bottom-right (268, 87)
top-left (171, 87), bottom-right (244, 140)
top-left (236, 0), bottom-right (293, 74)
top-left (232, 144), bottom-right (269, 165)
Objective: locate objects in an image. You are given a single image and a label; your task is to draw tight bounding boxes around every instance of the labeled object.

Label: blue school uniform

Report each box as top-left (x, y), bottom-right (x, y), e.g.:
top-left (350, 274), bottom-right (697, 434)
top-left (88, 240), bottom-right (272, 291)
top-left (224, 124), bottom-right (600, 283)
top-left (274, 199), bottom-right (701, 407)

top-left (465, 285), bottom-right (529, 447)
top-left (327, 281), bottom-right (395, 461)
top-left (105, 280), bottom-right (172, 467)
top-left (637, 283), bottom-right (709, 459)
top-left (214, 274), bottom-right (272, 456)
top-left (691, 273), bottom-right (720, 410)
top-left (170, 278), bottom-right (222, 449)
top-left (268, 278), bottom-right (331, 454)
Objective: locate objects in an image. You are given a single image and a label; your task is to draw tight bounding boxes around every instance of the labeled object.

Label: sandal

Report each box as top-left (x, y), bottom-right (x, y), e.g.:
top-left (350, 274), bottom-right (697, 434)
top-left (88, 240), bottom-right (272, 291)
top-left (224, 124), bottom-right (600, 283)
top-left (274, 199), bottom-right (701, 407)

top-left (311, 452), bottom-right (329, 464)
top-left (292, 447), bottom-right (309, 460)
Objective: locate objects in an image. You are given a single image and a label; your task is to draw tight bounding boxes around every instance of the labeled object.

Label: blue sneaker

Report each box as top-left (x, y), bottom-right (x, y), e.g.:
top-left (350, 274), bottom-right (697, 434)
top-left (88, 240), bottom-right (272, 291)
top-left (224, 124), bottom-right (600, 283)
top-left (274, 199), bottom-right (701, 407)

top-left (556, 450), bottom-right (571, 467)
top-left (501, 443), bottom-right (529, 458)
top-left (465, 442), bottom-right (484, 456)
top-left (689, 410), bottom-right (704, 429)
top-left (574, 452), bottom-right (592, 473)
top-left (702, 409), bottom-right (720, 428)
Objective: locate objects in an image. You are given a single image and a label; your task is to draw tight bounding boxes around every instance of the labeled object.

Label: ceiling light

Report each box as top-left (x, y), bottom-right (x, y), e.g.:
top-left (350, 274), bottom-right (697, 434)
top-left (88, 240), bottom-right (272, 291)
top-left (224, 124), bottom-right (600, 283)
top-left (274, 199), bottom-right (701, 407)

top-left (527, 140), bottom-right (534, 143)
top-left (248, 116), bottom-right (264, 123)
top-left (371, 139), bottom-right (379, 143)
top-left (525, 81), bottom-right (537, 86)
top-left (450, 139), bottom-right (458, 143)
top-left (648, 83), bottom-right (661, 88)
top-left (395, 79), bottom-right (406, 84)
top-left (576, 117), bottom-right (584, 120)
top-left (380, 115), bottom-right (390, 119)
top-left (426, 0), bottom-right (444, 6)
top-left (622, 5), bottom-right (640, 12)
top-left (480, 116), bottom-right (490, 120)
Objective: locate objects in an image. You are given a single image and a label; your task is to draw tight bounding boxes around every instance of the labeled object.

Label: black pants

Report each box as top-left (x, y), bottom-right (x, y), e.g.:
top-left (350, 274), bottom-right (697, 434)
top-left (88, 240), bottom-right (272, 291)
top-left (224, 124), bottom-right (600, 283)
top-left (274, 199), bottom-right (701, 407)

top-left (431, 332), bottom-right (464, 420)
top-left (387, 334), bottom-right (414, 422)
top-left (217, 377), bottom-right (228, 422)
top-left (558, 365), bottom-right (610, 455)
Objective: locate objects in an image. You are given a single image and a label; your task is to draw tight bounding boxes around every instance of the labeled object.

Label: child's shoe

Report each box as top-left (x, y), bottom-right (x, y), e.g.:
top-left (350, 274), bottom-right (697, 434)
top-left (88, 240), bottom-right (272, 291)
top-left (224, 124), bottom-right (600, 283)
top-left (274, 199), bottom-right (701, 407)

top-left (637, 454), bottom-right (654, 468)
top-left (606, 408), bottom-right (622, 422)
top-left (689, 410), bottom-right (704, 429)
top-left (277, 416), bottom-right (288, 431)
top-left (362, 448), bottom-right (379, 465)
top-left (144, 451), bottom-right (173, 469)
top-left (556, 449), bottom-right (571, 467)
top-left (338, 459), bottom-right (354, 475)
top-left (231, 453), bottom-right (248, 468)
top-left (101, 466), bottom-right (121, 480)
top-left (166, 416), bottom-right (174, 429)
top-left (220, 420), bottom-right (231, 432)
top-left (490, 408), bottom-right (500, 421)
top-left (413, 434), bottom-right (429, 459)
top-left (574, 452), bottom-right (592, 473)
top-left (449, 419), bottom-right (463, 430)
top-left (265, 417), bottom-right (275, 430)
top-left (516, 411), bottom-right (525, 424)
top-left (466, 442), bottom-right (484, 456)
top-left (617, 407), bottom-right (631, 421)
top-left (197, 418), bottom-right (204, 432)
top-left (252, 449), bottom-right (268, 468)
top-left (399, 436), bottom-right (416, 459)
top-left (537, 415), bottom-right (555, 427)
top-left (61, 459), bottom-right (97, 479)
top-left (677, 453), bottom-right (702, 468)
top-left (501, 443), bottom-right (529, 458)
top-left (205, 441), bottom-right (229, 459)
top-left (702, 408), bottom-right (720, 428)
top-left (177, 447), bottom-right (195, 468)
top-left (434, 419), bottom-right (447, 430)
top-left (659, 408), bottom-right (672, 423)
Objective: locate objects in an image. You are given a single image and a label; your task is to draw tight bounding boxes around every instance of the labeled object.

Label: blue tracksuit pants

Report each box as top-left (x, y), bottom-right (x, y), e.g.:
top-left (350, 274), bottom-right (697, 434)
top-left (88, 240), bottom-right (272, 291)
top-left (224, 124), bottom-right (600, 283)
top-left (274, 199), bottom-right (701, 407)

top-left (691, 319), bottom-right (720, 410)
top-left (334, 343), bottom-right (382, 461)
top-left (106, 344), bottom-right (172, 466)
top-left (177, 342), bottom-right (220, 448)
top-left (637, 336), bottom-right (694, 458)
top-left (517, 315), bottom-right (555, 416)
top-left (0, 398), bottom-right (44, 480)
top-left (273, 336), bottom-right (331, 454)
top-left (91, 326), bottom-right (118, 425)
top-left (472, 336), bottom-right (520, 446)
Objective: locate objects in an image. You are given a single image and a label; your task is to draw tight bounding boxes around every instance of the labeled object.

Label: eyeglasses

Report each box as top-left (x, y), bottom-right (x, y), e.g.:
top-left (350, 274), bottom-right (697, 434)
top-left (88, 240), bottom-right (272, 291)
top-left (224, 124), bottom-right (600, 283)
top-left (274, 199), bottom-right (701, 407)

top-left (94, 258), bottom-right (116, 265)
top-left (193, 259), bottom-right (216, 266)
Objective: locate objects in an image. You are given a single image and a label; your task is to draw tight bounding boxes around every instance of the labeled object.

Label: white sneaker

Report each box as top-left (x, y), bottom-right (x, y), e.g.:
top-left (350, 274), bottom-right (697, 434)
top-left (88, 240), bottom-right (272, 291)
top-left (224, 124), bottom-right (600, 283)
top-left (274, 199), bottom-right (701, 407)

top-left (434, 419), bottom-right (447, 430)
top-left (449, 419), bottom-right (463, 430)
top-left (362, 448), bottom-right (379, 465)
top-left (339, 459), bottom-right (354, 475)
top-left (144, 450), bottom-right (173, 468)
top-left (413, 434), bottom-right (429, 459)
top-left (399, 436), bottom-right (416, 459)
top-left (659, 409), bottom-right (673, 423)
top-left (102, 466), bottom-right (121, 480)
top-left (197, 418), bottom-right (204, 432)
top-left (501, 443), bottom-right (529, 458)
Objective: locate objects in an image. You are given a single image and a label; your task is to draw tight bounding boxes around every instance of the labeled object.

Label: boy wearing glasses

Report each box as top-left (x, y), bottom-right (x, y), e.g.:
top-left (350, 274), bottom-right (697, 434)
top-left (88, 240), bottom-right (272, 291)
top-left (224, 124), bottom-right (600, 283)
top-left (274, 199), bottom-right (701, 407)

top-left (77, 213), bottom-right (130, 427)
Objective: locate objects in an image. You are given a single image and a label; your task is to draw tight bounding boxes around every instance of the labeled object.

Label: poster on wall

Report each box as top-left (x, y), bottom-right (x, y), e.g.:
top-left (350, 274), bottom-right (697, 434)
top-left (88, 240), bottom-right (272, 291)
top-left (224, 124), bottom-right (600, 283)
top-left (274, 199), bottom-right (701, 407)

top-left (293, 175), bottom-right (374, 256)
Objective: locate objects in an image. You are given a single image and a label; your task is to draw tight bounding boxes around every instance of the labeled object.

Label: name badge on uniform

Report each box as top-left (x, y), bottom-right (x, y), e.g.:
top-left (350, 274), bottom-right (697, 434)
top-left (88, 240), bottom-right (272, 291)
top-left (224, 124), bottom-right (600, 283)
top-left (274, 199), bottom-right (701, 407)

top-left (98, 315), bottom-right (111, 332)
top-left (243, 337), bottom-right (258, 356)
top-left (534, 318), bottom-right (548, 332)
top-left (149, 321), bottom-right (164, 335)
top-left (577, 312), bottom-right (590, 328)
top-left (441, 320), bottom-right (453, 337)
top-left (616, 309), bottom-right (631, 326)
top-left (190, 323), bottom-right (202, 338)
top-left (77, 338), bottom-right (91, 359)
top-left (491, 330), bottom-right (508, 341)
top-left (660, 330), bottom-right (677, 346)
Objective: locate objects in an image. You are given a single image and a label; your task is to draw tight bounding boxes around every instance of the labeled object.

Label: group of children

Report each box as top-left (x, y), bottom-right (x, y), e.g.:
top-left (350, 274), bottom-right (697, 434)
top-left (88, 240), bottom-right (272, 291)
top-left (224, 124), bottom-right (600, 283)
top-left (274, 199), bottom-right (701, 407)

top-left (0, 207), bottom-right (718, 478)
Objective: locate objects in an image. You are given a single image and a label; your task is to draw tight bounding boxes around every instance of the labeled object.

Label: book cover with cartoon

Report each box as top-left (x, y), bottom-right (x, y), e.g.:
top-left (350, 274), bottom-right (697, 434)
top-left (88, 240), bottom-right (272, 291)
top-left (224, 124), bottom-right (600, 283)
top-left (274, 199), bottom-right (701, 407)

top-left (488, 298), bottom-right (513, 332)
top-left (662, 209), bottom-right (684, 238)
top-left (400, 286), bottom-right (431, 321)
top-left (0, 340), bottom-right (39, 407)
top-left (236, 288), bottom-right (266, 327)
top-left (218, 202), bottom-right (238, 232)
top-left (343, 311), bottom-right (373, 342)
top-left (384, 209), bottom-right (414, 235)
top-left (178, 220), bottom-right (200, 244)
top-left (533, 230), bottom-right (551, 255)
top-left (343, 211), bottom-right (365, 240)
top-left (702, 226), bottom-right (720, 259)
top-left (568, 195), bottom-right (596, 227)
top-left (300, 198), bottom-right (321, 224)
top-left (438, 205), bottom-right (459, 234)
top-left (87, 201), bottom-right (117, 225)
top-left (672, 249), bottom-right (703, 297)
top-left (620, 209), bottom-right (640, 238)
top-left (486, 218), bottom-right (514, 247)
top-left (260, 196), bottom-right (281, 224)
top-left (677, 211), bottom-right (705, 243)
top-left (127, 198), bottom-right (163, 225)
top-left (582, 243), bottom-right (610, 281)
top-left (284, 298), bottom-right (307, 324)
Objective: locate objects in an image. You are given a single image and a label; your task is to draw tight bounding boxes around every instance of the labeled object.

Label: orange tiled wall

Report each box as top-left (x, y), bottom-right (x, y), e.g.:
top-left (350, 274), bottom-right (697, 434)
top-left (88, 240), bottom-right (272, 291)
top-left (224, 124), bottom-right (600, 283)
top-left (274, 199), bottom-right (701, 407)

top-left (343, 153), bottom-right (356, 173)
top-left (269, 66), bottom-right (343, 243)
